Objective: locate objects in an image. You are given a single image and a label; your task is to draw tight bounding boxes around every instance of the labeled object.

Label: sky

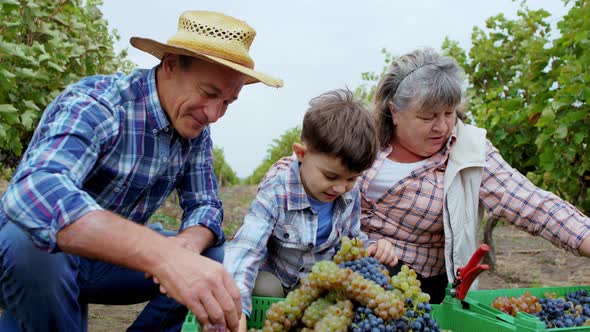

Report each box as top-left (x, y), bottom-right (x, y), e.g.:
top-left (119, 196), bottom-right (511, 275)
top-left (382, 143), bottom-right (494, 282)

top-left (100, 0), bottom-right (569, 178)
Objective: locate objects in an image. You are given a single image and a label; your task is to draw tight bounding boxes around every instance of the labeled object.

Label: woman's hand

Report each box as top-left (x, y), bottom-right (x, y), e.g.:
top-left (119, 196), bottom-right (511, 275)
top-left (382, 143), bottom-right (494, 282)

top-left (580, 235), bottom-right (590, 258)
top-left (367, 239), bottom-right (398, 266)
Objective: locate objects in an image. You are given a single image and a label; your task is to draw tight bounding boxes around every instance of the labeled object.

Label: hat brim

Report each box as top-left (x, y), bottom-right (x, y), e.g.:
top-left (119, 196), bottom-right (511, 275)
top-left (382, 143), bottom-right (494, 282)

top-left (130, 37), bottom-right (283, 88)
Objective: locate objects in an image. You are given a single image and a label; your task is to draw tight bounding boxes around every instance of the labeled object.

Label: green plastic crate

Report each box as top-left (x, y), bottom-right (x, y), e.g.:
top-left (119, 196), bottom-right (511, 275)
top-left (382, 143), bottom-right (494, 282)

top-left (465, 285), bottom-right (590, 331)
top-left (182, 294), bottom-right (524, 331)
top-left (181, 313), bottom-right (201, 332)
top-left (181, 296), bottom-right (282, 332)
top-left (432, 295), bottom-right (518, 332)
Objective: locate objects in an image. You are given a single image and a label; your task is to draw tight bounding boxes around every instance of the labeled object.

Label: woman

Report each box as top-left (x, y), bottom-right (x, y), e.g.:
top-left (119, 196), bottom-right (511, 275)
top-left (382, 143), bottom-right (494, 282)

top-left (359, 48), bottom-right (590, 303)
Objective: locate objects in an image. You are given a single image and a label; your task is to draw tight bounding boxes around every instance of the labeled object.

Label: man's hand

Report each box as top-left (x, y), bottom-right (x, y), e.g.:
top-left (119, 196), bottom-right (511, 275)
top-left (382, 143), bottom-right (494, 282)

top-left (238, 313), bottom-right (248, 332)
top-left (150, 246), bottom-right (242, 332)
top-left (57, 211), bottom-right (241, 331)
top-left (367, 239), bottom-right (398, 266)
top-left (175, 225), bottom-right (216, 254)
top-left (146, 226), bottom-right (216, 292)
top-left (145, 235), bottom-right (199, 293)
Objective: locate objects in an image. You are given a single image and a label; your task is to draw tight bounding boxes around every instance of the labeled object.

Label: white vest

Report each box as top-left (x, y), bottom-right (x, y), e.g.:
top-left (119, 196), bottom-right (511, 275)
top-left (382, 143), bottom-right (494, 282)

top-left (443, 121), bottom-right (488, 285)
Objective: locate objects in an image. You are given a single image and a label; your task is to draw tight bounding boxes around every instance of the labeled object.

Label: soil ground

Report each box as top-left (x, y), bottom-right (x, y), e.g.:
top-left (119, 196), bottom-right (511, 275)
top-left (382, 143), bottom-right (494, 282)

top-left (0, 182), bottom-right (587, 331)
top-left (88, 224), bottom-right (590, 331)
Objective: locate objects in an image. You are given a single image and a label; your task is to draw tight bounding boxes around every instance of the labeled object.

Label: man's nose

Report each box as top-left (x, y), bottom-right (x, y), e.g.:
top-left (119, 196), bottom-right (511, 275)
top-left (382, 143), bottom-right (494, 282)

top-left (204, 101), bottom-right (226, 123)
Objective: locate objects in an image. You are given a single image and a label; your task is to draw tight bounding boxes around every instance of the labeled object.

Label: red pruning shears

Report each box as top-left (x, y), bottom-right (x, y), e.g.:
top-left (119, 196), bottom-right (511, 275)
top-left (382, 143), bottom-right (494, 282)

top-left (449, 244), bottom-right (490, 300)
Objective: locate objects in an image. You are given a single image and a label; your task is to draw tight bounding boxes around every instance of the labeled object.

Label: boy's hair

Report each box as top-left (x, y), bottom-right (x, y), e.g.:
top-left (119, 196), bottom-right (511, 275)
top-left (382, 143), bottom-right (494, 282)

top-left (301, 89), bottom-right (379, 173)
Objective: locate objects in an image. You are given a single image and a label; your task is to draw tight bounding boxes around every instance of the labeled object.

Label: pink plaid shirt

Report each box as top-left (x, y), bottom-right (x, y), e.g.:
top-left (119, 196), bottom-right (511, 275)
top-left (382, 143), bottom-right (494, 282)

top-left (359, 134), bottom-right (590, 278)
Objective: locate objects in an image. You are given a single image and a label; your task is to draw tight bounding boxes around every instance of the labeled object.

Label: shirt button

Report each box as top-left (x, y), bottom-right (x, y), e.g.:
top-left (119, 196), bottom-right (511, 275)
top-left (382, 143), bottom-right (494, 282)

top-left (307, 243), bottom-right (314, 249)
top-left (163, 127), bottom-right (169, 132)
top-left (152, 129), bottom-right (158, 134)
top-left (113, 187), bottom-right (120, 193)
top-left (162, 157), bottom-right (168, 162)
top-left (298, 266), bottom-right (305, 273)
top-left (284, 232), bottom-right (290, 239)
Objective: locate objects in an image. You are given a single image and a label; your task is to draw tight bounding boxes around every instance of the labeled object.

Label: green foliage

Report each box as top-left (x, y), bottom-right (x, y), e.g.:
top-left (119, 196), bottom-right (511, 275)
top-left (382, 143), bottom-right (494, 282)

top-left (149, 211), bottom-right (180, 230)
top-left (213, 146), bottom-right (240, 186)
top-left (0, 0), bottom-right (134, 166)
top-left (245, 126), bottom-right (302, 184)
top-left (357, 1), bottom-right (590, 212)
top-left (354, 48), bottom-right (395, 103)
top-left (443, 0), bottom-right (590, 212)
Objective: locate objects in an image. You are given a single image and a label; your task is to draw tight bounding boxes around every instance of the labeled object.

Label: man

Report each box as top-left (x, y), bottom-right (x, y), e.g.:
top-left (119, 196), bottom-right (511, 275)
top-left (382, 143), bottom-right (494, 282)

top-left (0, 10), bottom-right (282, 332)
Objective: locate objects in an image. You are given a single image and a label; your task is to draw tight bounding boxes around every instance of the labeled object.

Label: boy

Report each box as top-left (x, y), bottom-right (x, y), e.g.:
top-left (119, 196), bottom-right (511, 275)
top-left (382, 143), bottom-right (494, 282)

top-left (224, 89), bottom-right (398, 331)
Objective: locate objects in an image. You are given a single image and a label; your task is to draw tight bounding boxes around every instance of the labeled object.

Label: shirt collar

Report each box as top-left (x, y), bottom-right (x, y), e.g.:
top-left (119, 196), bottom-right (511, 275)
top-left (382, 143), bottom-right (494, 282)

top-left (285, 158), bottom-right (353, 210)
top-left (142, 67), bottom-right (172, 132)
top-left (360, 125), bottom-right (459, 191)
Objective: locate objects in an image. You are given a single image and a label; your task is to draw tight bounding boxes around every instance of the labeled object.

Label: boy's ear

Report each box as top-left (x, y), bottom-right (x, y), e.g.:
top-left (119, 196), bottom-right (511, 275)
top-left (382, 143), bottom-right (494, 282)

top-left (292, 142), bottom-right (306, 162)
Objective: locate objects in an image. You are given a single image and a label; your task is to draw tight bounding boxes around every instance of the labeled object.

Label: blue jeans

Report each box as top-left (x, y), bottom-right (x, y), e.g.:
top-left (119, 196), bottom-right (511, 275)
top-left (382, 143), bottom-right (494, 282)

top-left (0, 221), bottom-right (224, 332)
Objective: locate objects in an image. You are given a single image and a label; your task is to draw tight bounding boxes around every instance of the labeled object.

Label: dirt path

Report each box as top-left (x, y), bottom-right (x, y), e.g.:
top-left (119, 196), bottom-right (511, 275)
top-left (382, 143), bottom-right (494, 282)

top-left (87, 222), bottom-right (590, 331)
top-left (478, 224), bottom-right (589, 289)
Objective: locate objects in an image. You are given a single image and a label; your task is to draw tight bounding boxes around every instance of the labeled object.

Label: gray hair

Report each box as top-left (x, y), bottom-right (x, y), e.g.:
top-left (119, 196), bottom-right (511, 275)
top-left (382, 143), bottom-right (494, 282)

top-left (374, 48), bottom-right (466, 147)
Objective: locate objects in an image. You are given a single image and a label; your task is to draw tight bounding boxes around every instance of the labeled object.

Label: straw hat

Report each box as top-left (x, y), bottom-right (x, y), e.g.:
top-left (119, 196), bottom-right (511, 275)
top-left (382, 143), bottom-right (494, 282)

top-left (130, 10), bottom-right (283, 88)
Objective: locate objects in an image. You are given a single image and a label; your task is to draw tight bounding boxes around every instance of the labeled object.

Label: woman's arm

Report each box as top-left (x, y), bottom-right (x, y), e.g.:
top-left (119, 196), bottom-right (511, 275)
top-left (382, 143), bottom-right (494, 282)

top-left (479, 140), bottom-right (590, 255)
top-left (579, 235), bottom-right (590, 257)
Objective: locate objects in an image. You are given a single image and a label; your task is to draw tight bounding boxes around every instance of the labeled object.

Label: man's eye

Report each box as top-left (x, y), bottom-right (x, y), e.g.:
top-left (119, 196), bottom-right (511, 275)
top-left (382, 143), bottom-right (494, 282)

top-left (201, 90), bottom-right (217, 98)
top-left (325, 175), bottom-right (337, 180)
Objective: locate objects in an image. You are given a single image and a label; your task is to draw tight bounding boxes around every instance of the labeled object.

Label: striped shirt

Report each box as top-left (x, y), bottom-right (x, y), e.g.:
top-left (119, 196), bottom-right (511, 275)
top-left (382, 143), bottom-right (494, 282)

top-left (224, 156), bottom-right (368, 314)
top-left (359, 134), bottom-right (590, 278)
top-left (0, 68), bottom-right (224, 252)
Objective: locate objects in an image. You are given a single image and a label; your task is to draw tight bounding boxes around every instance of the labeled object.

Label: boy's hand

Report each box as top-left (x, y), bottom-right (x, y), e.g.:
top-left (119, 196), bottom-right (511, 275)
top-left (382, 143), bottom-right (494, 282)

top-left (367, 239), bottom-right (398, 266)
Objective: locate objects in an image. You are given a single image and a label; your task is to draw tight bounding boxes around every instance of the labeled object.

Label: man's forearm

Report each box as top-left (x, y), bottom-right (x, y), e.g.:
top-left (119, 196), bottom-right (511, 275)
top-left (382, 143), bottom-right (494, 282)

top-left (56, 210), bottom-right (172, 275)
top-left (177, 225), bottom-right (216, 254)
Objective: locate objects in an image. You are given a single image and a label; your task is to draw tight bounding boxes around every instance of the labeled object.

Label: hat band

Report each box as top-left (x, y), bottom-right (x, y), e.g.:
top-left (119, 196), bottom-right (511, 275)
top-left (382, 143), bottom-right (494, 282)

top-left (168, 34), bottom-right (254, 69)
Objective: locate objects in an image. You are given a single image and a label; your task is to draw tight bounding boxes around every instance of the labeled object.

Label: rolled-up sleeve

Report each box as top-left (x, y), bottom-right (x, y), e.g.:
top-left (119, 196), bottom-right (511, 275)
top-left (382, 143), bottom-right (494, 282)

top-left (224, 188), bottom-right (276, 315)
top-left (479, 140), bottom-right (590, 254)
top-left (178, 127), bottom-right (225, 245)
top-left (1, 91), bottom-right (117, 252)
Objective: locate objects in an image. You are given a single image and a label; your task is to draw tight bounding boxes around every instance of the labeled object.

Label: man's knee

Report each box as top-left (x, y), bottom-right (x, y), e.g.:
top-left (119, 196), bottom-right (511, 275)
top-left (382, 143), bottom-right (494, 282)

top-left (202, 243), bottom-right (224, 263)
top-left (252, 271), bottom-right (285, 298)
top-left (0, 222), bottom-right (78, 293)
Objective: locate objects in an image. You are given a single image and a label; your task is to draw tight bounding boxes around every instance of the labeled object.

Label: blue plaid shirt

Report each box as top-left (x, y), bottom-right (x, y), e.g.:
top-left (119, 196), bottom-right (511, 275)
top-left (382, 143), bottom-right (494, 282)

top-left (224, 156), bottom-right (368, 315)
top-left (0, 68), bottom-right (224, 252)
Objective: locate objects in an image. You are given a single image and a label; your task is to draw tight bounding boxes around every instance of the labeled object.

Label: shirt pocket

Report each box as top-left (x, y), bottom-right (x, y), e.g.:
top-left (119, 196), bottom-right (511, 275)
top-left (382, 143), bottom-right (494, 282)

top-left (407, 172), bottom-right (445, 221)
top-left (83, 169), bottom-right (127, 206)
top-left (272, 224), bottom-right (303, 249)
